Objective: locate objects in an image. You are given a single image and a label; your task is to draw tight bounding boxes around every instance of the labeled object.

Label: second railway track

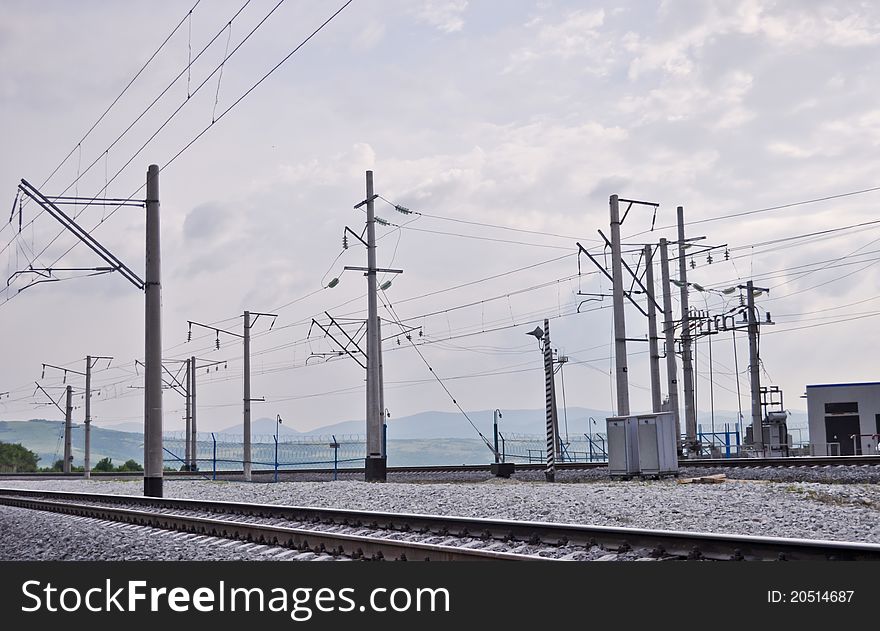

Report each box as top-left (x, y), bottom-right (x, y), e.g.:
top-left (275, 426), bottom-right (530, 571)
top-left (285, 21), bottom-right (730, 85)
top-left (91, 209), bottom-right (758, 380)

top-left (2, 454), bottom-right (879, 481)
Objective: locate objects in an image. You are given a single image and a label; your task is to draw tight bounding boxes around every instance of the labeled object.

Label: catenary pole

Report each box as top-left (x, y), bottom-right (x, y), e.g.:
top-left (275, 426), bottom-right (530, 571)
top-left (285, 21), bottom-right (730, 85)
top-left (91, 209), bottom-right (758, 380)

top-left (747, 280), bottom-right (763, 454)
top-left (144, 164), bottom-right (163, 497)
top-left (676, 206), bottom-right (697, 451)
top-left (365, 171), bottom-right (386, 481)
top-left (243, 310), bottom-right (252, 481)
top-left (63, 385), bottom-right (72, 474)
top-left (184, 357), bottom-right (191, 470)
top-left (609, 195), bottom-right (630, 416)
top-left (190, 356), bottom-right (197, 470)
top-left (84, 357), bottom-right (91, 478)
top-left (659, 238), bottom-right (681, 445)
top-left (644, 244), bottom-right (662, 412)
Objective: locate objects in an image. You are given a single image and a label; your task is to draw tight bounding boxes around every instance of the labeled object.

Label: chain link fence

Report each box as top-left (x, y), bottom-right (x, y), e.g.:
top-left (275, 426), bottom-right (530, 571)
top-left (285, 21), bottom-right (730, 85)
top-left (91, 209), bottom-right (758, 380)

top-left (162, 431), bottom-right (366, 474)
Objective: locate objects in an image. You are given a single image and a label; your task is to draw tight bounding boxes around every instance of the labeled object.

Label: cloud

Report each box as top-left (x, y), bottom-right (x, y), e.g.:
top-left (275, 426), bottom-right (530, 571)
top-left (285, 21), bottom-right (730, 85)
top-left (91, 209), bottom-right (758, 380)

top-left (627, 1), bottom-right (880, 80)
top-left (183, 202), bottom-right (233, 242)
top-left (412, 1), bottom-right (469, 34)
top-left (506, 9), bottom-right (611, 74)
top-left (352, 20), bottom-right (385, 51)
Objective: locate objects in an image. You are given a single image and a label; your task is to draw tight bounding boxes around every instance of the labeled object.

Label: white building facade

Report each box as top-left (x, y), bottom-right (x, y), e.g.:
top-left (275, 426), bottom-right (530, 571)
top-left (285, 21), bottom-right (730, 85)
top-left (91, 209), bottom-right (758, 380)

top-left (806, 382), bottom-right (880, 456)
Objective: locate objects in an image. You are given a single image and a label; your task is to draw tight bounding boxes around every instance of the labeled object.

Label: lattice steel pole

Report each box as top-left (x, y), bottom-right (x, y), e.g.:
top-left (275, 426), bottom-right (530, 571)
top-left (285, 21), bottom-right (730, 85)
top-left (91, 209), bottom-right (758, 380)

top-left (542, 319), bottom-right (559, 483)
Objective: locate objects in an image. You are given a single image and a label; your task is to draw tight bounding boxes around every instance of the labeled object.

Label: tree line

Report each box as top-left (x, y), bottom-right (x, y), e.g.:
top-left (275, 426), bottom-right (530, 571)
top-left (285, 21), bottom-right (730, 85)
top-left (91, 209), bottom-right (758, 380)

top-left (0, 441), bottom-right (143, 473)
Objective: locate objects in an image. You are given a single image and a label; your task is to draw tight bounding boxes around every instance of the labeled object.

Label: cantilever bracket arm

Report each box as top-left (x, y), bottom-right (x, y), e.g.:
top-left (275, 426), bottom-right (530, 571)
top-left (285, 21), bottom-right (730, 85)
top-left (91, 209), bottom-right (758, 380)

top-left (596, 231), bottom-right (662, 314)
top-left (310, 318), bottom-right (367, 369)
top-left (576, 242), bottom-right (649, 318)
top-left (17, 179), bottom-right (144, 290)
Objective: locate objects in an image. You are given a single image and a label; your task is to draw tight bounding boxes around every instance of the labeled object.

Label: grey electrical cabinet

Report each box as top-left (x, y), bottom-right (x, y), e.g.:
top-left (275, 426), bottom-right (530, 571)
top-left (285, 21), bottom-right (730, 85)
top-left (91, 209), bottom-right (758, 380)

top-left (635, 412), bottom-right (678, 475)
top-left (606, 416), bottom-right (639, 477)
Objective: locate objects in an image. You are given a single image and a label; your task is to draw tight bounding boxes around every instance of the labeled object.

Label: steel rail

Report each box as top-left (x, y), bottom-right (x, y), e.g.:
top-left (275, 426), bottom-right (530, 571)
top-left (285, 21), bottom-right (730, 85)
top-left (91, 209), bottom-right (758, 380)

top-left (2, 488), bottom-right (879, 561)
top-left (1, 454), bottom-right (879, 479)
top-left (0, 494), bottom-right (543, 562)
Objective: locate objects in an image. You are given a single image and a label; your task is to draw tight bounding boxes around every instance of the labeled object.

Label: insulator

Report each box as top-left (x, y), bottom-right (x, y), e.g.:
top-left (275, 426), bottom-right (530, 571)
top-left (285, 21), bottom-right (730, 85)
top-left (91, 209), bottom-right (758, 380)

top-left (706, 254), bottom-right (713, 264)
top-left (724, 248), bottom-right (730, 261)
top-left (375, 216), bottom-right (389, 226)
top-left (187, 330), bottom-right (192, 342)
top-left (342, 234), bottom-right (348, 249)
top-left (690, 258), bottom-right (696, 269)
top-left (419, 328), bottom-right (423, 337)
top-left (396, 337), bottom-right (400, 345)
top-left (215, 335), bottom-right (220, 350)
top-left (395, 204), bottom-right (412, 214)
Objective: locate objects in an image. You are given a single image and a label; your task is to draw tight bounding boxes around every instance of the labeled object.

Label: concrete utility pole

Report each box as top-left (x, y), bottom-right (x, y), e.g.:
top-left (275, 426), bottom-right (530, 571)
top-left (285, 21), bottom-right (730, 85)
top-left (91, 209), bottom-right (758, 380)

top-left (609, 195), bottom-right (630, 416)
top-left (144, 163), bottom-right (163, 498)
top-left (542, 319), bottom-right (560, 482)
top-left (85, 357), bottom-right (91, 478)
top-left (63, 385), bottom-right (73, 474)
top-left (676, 206), bottom-right (697, 451)
top-left (659, 238), bottom-right (681, 442)
top-left (186, 317), bottom-right (268, 479)
top-left (746, 280), bottom-right (763, 455)
top-left (644, 245), bottom-right (662, 413)
top-left (241, 311), bottom-right (275, 480)
top-left (243, 310), bottom-right (252, 481)
top-left (84, 356), bottom-right (112, 478)
top-left (185, 357), bottom-right (192, 470)
top-left (364, 170), bottom-right (386, 482)
top-left (190, 356), bottom-right (197, 470)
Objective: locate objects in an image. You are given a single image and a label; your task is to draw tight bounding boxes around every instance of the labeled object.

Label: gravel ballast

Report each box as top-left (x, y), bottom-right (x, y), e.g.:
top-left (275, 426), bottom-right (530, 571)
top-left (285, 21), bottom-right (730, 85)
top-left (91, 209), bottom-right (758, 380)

top-left (0, 504), bottom-right (338, 561)
top-left (1, 476), bottom-right (878, 558)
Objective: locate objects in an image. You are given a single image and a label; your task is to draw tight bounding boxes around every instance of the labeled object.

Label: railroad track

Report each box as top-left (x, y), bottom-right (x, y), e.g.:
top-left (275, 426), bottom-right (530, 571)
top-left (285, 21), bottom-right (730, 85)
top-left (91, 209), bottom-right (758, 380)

top-left (2, 454), bottom-right (879, 480)
top-left (2, 488), bottom-right (879, 561)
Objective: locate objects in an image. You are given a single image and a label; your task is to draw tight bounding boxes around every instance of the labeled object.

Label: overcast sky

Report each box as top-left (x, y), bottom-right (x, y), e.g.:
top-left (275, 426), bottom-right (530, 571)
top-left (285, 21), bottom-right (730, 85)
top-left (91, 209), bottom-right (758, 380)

top-left (2, 0), bottom-right (879, 437)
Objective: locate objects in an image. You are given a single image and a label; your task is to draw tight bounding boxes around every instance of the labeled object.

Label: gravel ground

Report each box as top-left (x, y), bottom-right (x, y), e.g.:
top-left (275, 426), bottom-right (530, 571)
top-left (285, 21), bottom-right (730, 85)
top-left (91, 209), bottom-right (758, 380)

top-left (0, 504), bottom-right (341, 561)
top-left (2, 475), bottom-right (878, 547)
top-left (205, 464), bottom-right (880, 484)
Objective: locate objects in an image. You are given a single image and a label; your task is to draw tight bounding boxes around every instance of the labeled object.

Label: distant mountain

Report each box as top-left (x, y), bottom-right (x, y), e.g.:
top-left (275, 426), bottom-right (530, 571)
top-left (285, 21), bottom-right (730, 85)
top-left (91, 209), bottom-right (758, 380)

top-left (218, 407), bottom-right (808, 440)
top-left (100, 421), bottom-right (145, 433)
top-left (291, 407), bottom-right (614, 440)
top-left (218, 416), bottom-right (302, 437)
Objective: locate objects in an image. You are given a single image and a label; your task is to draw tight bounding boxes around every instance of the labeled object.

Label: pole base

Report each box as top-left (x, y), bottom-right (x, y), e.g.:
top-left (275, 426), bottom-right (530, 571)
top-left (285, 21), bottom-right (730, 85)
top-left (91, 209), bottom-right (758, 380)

top-left (144, 476), bottom-right (163, 498)
top-left (544, 469), bottom-right (555, 483)
top-left (490, 462), bottom-right (516, 478)
top-left (364, 457), bottom-right (387, 482)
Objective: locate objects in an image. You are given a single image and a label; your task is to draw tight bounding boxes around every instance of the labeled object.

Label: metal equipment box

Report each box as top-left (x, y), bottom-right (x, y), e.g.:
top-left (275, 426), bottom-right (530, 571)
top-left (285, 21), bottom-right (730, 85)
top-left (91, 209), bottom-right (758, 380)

top-left (606, 416), bottom-right (640, 477)
top-left (635, 412), bottom-right (678, 475)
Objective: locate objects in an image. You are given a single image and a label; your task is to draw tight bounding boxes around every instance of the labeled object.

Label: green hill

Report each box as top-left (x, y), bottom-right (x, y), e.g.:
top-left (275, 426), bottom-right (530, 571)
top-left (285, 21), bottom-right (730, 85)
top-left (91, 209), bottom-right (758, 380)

top-left (0, 419), bottom-right (144, 468)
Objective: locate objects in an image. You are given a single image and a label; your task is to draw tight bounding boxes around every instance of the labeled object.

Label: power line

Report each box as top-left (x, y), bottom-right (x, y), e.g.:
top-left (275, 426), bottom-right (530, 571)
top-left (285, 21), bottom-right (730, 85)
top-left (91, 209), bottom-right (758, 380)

top-left (9, 0), bottom-right (203, 213)
top-left (626, 185), bottom-right (880, 239)
top-left (2, 0), bottom-right (353, 307)
top-left (376, 195), bottom-right (601, 244)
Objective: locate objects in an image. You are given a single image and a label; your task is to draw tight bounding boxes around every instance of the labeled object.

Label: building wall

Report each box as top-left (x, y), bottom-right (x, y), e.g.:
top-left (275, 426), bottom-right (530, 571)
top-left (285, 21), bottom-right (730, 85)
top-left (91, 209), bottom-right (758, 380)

top-left (806, 383), bottom-right (880, 455)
